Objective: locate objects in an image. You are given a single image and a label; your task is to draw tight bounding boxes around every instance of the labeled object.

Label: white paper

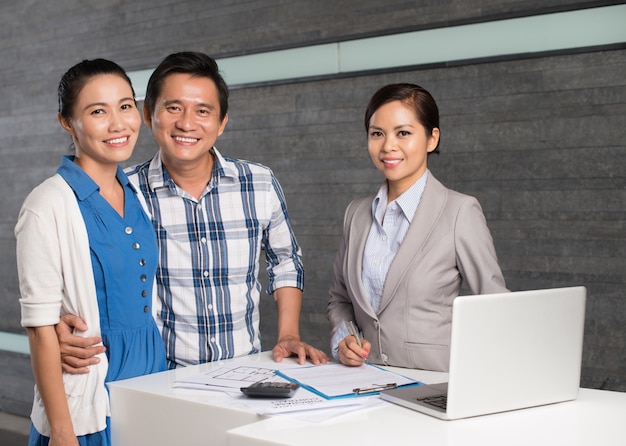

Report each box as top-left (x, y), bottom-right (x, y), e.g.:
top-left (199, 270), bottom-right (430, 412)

top-left (174, 364), bottom-right (281, 392)
top-left (172, 361), bottom-right (394, 418)
top-left (277, 363), bottom-right (419, 398)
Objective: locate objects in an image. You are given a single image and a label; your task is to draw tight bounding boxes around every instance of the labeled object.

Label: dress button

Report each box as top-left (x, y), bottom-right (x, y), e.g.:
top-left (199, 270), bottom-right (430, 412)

top-left (203, 271), bottom-right (209, 277)
top-left (142, 290), bottom-right (147, 297)
top-left (208, 304), bottom-right (213, 310)
top-left (381, 353), bottom-right (388, 363)
top-left (132, 242), bottom-right (140, 250)
top-left (125, 227), bottom-right (133, 234)
top-left (201, 237), bottom-right (207, 243)
top-left (140, 275), bottom-right (147, 282)
top-left (143, 306), bottom-right (149, 313)
top-left (139, 259), bottom-right (146, 266)
top-left (373, 320), bottom-right (380, 329)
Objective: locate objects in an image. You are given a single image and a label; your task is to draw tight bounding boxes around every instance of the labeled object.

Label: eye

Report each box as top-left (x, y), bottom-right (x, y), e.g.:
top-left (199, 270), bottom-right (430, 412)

top-left (90, 108), bottom-right (105, 115)
top-left (398, 130), bottom-right (411, 137)
top-left (120, 103), bottom-right (135, 111)
top-left (166, 105), bottom-right (181, 112)
top-left (369, 131), bottom-right (383, 138)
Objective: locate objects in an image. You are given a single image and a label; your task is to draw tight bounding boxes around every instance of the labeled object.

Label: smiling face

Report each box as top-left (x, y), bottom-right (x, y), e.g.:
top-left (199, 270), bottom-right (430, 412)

top-left (144, 72), bottom-right (228, 171)
top-left (367, 100), bottom-right (440, 201)
top-left (58, 73), bottom-right (141, 169)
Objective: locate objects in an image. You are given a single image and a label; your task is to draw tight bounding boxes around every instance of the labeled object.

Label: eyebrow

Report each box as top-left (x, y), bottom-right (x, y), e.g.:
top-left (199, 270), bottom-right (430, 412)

top-left (162, 99), bottom-right (216, 110)
top-left (82, 97), bottom-right (135, 111)
top-left (369, 124), bottom-right (415, 131)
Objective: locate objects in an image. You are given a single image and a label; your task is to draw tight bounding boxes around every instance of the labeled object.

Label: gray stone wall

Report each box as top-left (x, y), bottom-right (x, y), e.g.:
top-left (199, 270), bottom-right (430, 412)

top-left (1, 0), bottom-right (623, 417)
top-left (225, 49), bottom-right (626, 394)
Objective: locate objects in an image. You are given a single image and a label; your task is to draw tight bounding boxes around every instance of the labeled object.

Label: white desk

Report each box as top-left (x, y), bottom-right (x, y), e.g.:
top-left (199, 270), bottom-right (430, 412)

top-left (109, 352), bottom-right (626, 446)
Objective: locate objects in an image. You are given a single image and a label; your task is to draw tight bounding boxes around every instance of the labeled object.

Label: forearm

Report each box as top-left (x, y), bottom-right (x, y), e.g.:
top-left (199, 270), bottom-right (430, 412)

top-left (274, 287), bottom-right (302, 342)
top-left (28, 326), bottom-right (75, 438)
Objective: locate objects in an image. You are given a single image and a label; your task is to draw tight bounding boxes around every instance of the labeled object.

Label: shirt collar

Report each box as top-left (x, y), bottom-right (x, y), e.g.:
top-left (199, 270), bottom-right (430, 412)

top-left (146, 146), bottom-right (235, 193)
top-left (57, 155), bottom-right (131, 201)
top-left (372, 169), bottom-right (430, 223)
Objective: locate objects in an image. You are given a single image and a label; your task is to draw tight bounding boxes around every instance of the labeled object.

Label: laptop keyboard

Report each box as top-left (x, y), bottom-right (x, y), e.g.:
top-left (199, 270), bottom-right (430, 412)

top-left (417, 395), bottom-right (447, 410)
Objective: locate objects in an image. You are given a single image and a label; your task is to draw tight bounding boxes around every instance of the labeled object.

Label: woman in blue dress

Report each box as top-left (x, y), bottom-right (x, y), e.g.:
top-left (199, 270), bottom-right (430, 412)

top-left (16, 59), bottom-right (167, 446)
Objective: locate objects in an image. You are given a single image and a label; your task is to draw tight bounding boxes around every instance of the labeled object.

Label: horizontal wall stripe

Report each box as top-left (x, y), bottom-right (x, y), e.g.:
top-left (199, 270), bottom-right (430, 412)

top-left (0, 331), bottom-right (29, 355)
top-left (338, 5), bottom-right (626, 72)
top-left (129, 4), bottom-right (626, 98)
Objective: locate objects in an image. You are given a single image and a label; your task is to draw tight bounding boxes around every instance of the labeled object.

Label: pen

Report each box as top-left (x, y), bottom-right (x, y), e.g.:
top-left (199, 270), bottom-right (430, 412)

top-left (347, 320), bottom-right (362, 349)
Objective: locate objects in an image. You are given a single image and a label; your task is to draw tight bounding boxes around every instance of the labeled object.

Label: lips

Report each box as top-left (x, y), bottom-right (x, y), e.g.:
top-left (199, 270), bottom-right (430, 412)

top-left (173, 136), bottom-right (199, 143)
top-left (105, 136), bottom-right (130, 145)
top-left (381, 158), bottom-right (402, 167)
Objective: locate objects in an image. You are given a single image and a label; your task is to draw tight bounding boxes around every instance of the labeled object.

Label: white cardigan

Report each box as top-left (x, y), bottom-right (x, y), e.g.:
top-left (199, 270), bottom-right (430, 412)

top-left (16, 174), bottom-right (109, 436)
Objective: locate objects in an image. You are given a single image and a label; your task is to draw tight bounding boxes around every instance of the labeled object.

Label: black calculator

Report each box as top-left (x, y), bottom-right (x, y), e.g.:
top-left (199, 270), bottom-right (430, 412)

top-left (240, 381), bottom-right (300, 398)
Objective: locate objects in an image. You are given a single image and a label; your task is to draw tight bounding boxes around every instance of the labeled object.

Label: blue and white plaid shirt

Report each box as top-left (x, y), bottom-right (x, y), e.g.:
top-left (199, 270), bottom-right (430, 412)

top-left (126, 148), bottom-right (304, 368)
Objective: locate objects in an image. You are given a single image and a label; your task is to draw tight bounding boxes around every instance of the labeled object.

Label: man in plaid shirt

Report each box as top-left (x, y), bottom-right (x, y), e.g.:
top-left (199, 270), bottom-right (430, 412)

top-left (56, 52), bottom-right (329, 371)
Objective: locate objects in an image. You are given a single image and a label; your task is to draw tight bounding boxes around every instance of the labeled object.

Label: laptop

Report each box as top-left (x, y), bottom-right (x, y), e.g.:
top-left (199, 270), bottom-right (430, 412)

top-left (380, 286), bottom-right (586, 420)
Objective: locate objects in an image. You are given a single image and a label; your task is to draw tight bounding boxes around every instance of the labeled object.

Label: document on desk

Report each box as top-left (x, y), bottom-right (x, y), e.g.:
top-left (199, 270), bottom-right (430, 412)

top-left (172, 361), bottom-right (382, 419)
top-left (173, 364), bottom-right (280, 393)
top-left (276, 362), bottom-right (421, 399)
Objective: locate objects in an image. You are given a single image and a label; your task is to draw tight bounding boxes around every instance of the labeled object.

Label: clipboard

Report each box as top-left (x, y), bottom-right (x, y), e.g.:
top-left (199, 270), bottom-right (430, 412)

top-left (275, 362), bottom-right (422, 399)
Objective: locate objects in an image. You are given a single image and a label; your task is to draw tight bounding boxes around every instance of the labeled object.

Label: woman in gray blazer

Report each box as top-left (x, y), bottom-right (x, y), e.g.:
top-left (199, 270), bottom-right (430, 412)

top-left (327, 84), bottom-right (508, 372)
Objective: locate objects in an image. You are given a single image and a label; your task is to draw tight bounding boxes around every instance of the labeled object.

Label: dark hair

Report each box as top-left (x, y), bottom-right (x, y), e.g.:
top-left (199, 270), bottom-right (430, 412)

top-left (58, 59), bottom-right (135, 119)
top-left (144, 51), bottom-right (229, 122)
top-left (364, 83), bottom-right (440, 153)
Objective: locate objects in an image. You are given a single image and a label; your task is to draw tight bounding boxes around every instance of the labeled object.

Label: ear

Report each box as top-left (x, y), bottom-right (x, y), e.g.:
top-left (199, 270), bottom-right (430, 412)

top-left (142, 103), bottom-right (152, 129)
top-left (427, 127), bottom-right (440, 153)
top-left (217, 113), bottom-right (229, 137)
top-left (57, 113), bottom-right (75, 136)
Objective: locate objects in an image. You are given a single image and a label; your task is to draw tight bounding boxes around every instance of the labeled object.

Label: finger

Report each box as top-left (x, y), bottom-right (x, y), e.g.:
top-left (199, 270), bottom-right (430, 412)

top-left (61, 354), bottom-right (100, 368)
top-left (60, 344), bottom-right (106, 361)
top-left (338, 341), bottom-right (364, 366)
top-left (59, 314), bottom-right (88, 332)
top-left (272, 345), bottom-right (286, 363)
top-left (345, 336), bottom-right (361, 353)
top-left (61, 363), bottom-right (90, 375)
top-left (306, 347), bottom-right (329, 365)
top-left (361, 339), bottom-right (371, 357)
top-left (347, 337), bottom-right (369, 359)
top-left (307, 349), bottom-right (321, 365)
top-left (59, 353), bottom-right (102, 375)
top-left (59, 336), bottom-right (104, 354)
top-left (339, 349), bottom-right (364, 366)
top-left (292, 343), bottom-right (307, 365)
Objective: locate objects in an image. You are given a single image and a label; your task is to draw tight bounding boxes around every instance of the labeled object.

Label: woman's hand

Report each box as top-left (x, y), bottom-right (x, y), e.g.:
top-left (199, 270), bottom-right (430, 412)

top-left (338, 336), bottom-right (370, 366)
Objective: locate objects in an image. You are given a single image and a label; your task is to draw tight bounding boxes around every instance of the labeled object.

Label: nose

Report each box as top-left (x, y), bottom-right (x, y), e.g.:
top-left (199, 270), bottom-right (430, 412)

top-left (176, 109), bottom-right (196, 131)
top-left (383, 135), bottom-right (397, 152)
top-left (109, 110), bottom-right (126, 132)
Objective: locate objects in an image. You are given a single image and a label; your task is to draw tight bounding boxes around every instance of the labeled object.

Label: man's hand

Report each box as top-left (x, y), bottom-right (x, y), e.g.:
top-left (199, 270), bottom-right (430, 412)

top-left (272, 337), bottom-right (330, 365)
top-left (55, 314), bottom-right (106, 374)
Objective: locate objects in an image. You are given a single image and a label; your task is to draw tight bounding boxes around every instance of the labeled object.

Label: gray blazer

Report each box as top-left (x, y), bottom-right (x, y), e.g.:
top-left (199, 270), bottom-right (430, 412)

top-left (327, 174), bottom-right (508, 372)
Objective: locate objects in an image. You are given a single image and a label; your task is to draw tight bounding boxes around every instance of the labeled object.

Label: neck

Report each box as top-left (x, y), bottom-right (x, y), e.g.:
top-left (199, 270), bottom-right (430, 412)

top-left (74, 157), bottom-right (124, 216)
top-left (386, 169), bottom-right (427, 203)
top-left (74, 157), bottom-right (118, 190)
top-left (162, 151), bottom-right (214, 200)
